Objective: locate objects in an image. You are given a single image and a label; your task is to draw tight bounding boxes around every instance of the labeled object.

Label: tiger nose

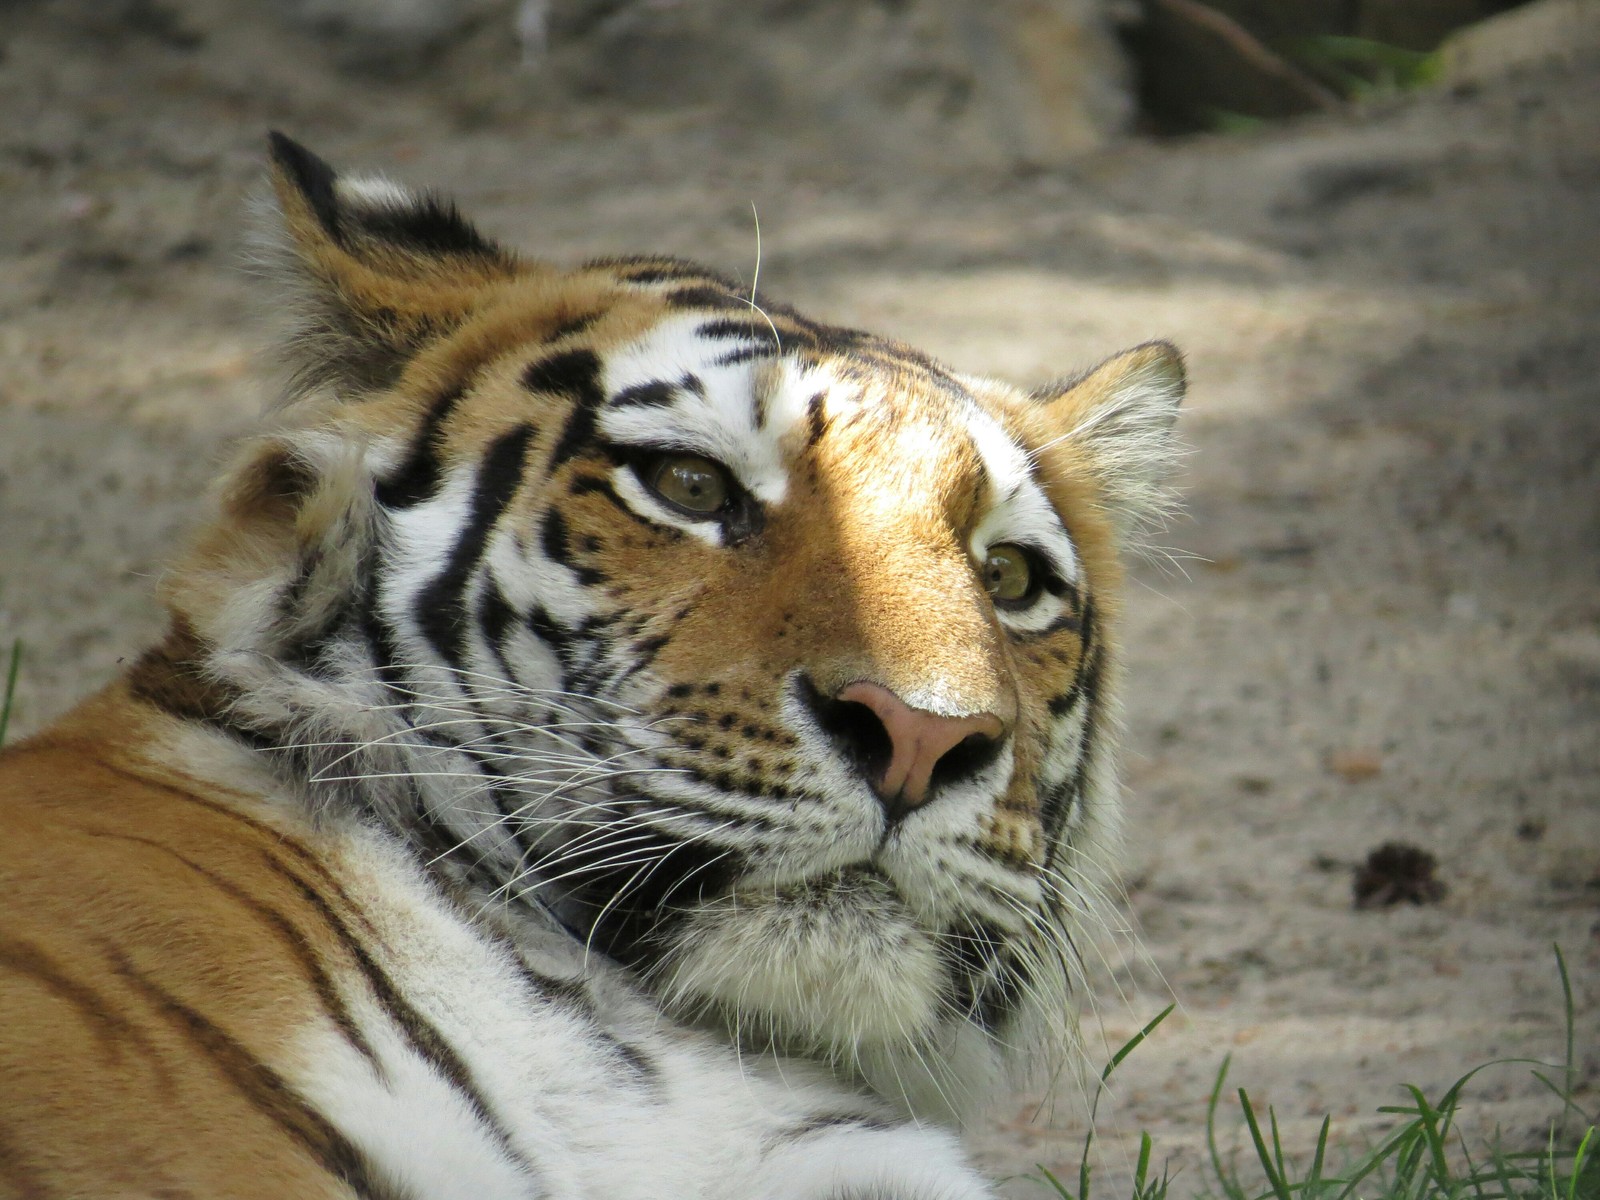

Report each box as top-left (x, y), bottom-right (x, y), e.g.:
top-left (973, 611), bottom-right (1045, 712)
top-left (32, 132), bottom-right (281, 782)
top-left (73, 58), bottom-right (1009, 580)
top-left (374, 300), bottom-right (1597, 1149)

top-left (836, 681), bottom-right (1006, 818)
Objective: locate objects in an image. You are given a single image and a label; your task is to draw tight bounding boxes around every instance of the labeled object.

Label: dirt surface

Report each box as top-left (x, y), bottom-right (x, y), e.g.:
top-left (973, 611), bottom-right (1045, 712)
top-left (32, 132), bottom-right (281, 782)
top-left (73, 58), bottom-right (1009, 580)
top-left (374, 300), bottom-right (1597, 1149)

top-left (2, 5), bottom-right (1597, 1195)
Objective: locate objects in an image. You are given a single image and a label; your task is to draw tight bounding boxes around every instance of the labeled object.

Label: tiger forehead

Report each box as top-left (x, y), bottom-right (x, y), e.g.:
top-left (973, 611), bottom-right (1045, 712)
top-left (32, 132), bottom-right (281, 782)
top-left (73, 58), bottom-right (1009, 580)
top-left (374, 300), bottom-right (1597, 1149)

top-left (591, 307), bottom-right (998, 512)
top-left (381, 272), bottom-right (1024, 522)
top-left (584, 258), bottom-right (968, 400)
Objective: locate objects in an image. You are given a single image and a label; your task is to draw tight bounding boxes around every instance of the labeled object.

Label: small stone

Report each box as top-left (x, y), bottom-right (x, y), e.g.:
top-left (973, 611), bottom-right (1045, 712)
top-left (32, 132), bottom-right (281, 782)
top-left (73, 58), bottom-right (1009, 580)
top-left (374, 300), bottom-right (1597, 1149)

top-left (1353, 841), bottom-right (1447, 909)
top-left (1326, 749), bottom-right (1383, 782)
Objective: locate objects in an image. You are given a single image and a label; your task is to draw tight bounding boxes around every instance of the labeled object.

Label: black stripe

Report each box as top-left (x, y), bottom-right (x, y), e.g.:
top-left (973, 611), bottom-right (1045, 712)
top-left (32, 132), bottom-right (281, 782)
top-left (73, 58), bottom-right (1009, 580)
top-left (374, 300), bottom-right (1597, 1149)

top-left (86, 764), bottom-right (380, 936)
top-left (587, 256), bottom-right (737, 287)
top-left (568, 815), bottom-right (744, 964)
top-left (751, 378), bottom-right (768, 430)
top-left (607, 1038), bottom-right (660, 1087)
top-left (500, 937), bottom-right (661, 1091)
top-left (524, 350), bottom-right (605, 468)
top-left (525, 605), bottom-right (574, 670)
top-left (665, 285), bottom-right (744, 311)
top-left (1020, 584), bottom-right (1083, 641)
top-left (1046, 683), bottom-right (1083, 718)
top-left (715, 344), bottom-right (776, 367)
top-left (1042, 651), bottom-right (1101, 848)
top-left (610, 380), bottom-right (676, 408)
top-left (539, 507), bottom-right (606, 585)
top-left (508, 957), bottom-right (597, 1015)
top-left (769, 1112), bottom-right (892, 1145)
top-left (359, 193), bottom-right (502, 260)
top-left (696, 317), bottom-right (767, 342)
top-left (359, 548), bottom-right (409, 689)
top-left (544, 312), bottom-right (598, 341)
top-left (259, 855), bottom-right (533, 1177)
top-left (940, 921), bottom-right (1025, 1033)
top-left (376, 387), bottom-right (466, 510)
top-left (805, 391), bottom-right (828, 448)
top-left (622, 267), bottom-right (699, 283)
top-left (0, 1122), bottom-right (56, 1199)
top-left (569, 474), bottom-right (683, 537)
top-left (629, 633), bottom-right (669, 671)
top-left (540, 506), bottom-right (571, 565)
top-left (810, 324), bottom-right (872, 355)
top-left (477, 580), bottom-right (520, 682)
top-left (414, 424), bottom-right (535, 666)
top-left (267, 133), bottom-right (343, 243)
top-left (84, 829), bottom-right (383, 1071)
top-left (107, 945), bottom-right (409, 1200)
top-left (277, 558), bottom-right (347, 678)
top-left (0, 936), bottom-right (169, 1078)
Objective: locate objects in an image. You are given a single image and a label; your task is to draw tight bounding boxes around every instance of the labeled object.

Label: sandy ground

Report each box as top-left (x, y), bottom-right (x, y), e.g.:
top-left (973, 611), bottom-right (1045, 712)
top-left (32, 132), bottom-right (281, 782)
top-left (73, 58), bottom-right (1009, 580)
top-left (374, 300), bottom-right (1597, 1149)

top-left (1, 5), bottom-right (1596, 1195)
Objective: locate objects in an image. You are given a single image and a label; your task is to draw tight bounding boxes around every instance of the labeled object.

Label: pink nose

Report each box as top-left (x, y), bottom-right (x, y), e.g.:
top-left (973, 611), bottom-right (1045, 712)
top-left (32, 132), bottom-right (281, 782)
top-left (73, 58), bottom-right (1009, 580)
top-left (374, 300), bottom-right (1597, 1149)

top-left (836, 681), bottom-right (1005, 812)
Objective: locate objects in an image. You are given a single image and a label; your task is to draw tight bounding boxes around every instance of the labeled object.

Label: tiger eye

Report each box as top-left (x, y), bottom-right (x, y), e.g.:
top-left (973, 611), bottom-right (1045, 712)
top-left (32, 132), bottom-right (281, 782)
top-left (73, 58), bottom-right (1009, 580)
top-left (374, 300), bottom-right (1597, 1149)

top-left (648, 454), bottom-right (730, 515)
top-left (981, 544), bottom-right (1034, 604)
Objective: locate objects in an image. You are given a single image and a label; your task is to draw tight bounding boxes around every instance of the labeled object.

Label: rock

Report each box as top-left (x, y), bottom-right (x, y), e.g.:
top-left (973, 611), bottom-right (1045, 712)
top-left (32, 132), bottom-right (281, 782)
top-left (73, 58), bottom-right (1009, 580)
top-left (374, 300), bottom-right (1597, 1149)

top-left (1356, 0), bottom-right (1518, 51)
top-left (1439, 0), bottom-right (1600, 85)
top-left (1325, 749), bottom-right (1383, 782)
top-left (1352, 842), bottom-right (1448, 909)
top-left (545, 0), bottom-right (1134, 168)
top-left (1123, 0), bottom-right (1528, 133)
top-left (280, 0), bottom-right (504, 73)
top-left (1124, 0), bottom-right (1338, 132)
top-left (265, 0), bottom-right (1133, 164)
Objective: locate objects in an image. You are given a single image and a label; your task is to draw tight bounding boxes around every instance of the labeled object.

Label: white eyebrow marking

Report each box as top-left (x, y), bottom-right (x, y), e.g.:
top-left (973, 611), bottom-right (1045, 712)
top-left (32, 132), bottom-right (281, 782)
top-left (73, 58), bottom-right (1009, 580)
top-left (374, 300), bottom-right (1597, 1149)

top-left (594, 316), bottom-right (835, 509)
top-left (966, 406), bottom-right (1080, 586)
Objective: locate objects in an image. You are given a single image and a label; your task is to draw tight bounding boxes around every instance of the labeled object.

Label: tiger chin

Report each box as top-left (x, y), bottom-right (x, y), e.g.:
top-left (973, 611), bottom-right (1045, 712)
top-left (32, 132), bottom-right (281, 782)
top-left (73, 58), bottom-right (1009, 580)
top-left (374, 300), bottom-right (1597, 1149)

top-left (0, 133), bottom-right (1183, 1199)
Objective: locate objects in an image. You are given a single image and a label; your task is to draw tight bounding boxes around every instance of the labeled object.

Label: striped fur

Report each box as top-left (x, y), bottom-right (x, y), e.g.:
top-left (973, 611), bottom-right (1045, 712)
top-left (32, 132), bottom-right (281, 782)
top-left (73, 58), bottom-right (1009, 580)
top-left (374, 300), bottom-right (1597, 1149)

top-left (0, 135), bottom-right (1184, 1199)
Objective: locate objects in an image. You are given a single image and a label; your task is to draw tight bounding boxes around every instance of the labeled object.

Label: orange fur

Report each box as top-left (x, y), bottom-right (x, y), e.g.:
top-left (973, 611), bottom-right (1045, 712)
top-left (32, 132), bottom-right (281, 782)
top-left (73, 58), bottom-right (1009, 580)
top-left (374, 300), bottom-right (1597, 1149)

top-left (1, 692), bottom-right (366, 1199)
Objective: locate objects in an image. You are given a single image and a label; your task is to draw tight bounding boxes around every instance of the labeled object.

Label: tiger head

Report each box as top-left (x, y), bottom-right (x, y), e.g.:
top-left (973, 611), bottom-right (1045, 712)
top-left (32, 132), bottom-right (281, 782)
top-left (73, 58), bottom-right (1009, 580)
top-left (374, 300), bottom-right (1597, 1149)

top-left (147, 135), bottom-right (1183, 1122)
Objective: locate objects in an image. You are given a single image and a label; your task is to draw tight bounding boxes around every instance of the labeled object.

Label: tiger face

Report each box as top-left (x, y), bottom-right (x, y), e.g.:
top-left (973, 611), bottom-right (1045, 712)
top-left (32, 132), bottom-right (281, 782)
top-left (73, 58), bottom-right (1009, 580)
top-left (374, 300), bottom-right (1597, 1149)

top-left (161, 135), bottom-right (1182, 1120)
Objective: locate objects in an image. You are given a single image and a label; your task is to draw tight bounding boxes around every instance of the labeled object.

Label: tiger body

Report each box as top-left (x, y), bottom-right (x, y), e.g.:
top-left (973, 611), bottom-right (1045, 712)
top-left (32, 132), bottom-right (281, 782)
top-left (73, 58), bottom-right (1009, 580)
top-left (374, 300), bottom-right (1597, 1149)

top-left (5, 694), bottom-right (975, 1199)
top-left (0, 135), bottom-right (1184, 1199)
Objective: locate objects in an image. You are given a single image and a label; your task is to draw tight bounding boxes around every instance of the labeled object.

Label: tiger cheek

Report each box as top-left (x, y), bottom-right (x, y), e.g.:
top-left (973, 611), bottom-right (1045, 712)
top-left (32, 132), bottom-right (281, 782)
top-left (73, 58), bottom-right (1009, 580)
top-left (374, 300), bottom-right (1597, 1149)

top-left (658, 557), bottom-right (794, 686)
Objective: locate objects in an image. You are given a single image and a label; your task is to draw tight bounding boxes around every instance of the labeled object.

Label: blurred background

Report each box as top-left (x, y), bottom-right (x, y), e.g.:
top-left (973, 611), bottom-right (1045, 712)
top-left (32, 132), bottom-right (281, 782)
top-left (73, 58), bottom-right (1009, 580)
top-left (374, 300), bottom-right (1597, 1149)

top-left (0, 1), bottom-right (1596, 1194)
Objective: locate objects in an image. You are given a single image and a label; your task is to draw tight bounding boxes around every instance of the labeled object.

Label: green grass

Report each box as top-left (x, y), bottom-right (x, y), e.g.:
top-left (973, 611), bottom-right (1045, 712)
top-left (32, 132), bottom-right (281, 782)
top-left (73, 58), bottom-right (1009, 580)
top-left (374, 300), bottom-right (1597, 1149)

top-left (0, 637), bottom-right (21, 747)
top-left (1035, 1004), bottom-right (1178, 1200)
top-left (1290, 36), bottom-right (1442, 100)
top-left (1031, 948), bottom-right (1595, 1200)
top-left (1206, 33), bottom-right (1443, 133)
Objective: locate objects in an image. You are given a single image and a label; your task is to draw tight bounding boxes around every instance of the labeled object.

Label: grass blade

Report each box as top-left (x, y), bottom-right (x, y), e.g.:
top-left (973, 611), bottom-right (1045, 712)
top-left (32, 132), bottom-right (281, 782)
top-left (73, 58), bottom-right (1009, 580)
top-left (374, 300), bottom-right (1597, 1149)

top-left (1133, 1131), bottom-right (1153, 1196)
top-left (0, 638), bottom-right (21, 747)
top-left (1035, 1163), bottom-right (1074, 1199)
top-left (1206, 1057), bottom-right (1250, 1200)
top-left (1105, 1005), bottom-right (1176, 1084)
top-left (1238, 1088), bottom-right (1294, 1200)
top-left (1565, 1125), bottom-right (1595, 1200)
top-left (1306, 1115), bottom-right (1330, 1197)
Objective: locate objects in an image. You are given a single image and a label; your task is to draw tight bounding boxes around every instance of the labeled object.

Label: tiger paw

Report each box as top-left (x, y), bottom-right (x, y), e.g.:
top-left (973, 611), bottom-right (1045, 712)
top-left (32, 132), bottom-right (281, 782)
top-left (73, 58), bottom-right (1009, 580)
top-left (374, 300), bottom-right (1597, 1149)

top-left (750, 1122), bottom-right (996, 1200)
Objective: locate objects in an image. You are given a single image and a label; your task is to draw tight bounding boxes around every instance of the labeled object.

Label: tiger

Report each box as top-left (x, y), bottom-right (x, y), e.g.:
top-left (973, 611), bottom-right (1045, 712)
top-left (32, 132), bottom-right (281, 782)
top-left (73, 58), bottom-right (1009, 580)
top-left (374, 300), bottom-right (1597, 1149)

top-left (0, 133), bottom-right (1184, 1200)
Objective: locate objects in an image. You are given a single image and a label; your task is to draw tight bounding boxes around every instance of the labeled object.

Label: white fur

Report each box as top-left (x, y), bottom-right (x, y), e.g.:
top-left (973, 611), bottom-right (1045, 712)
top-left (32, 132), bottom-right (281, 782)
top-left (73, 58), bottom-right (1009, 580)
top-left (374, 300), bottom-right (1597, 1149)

top-left (338, 174), bottom-right (417, 211)
top-left (966, 405), bottom-right (1083, 636)
top-left (597, 314), bottom-right (797, 507)
top-left (271, 811), bottom-right (1001, 1199)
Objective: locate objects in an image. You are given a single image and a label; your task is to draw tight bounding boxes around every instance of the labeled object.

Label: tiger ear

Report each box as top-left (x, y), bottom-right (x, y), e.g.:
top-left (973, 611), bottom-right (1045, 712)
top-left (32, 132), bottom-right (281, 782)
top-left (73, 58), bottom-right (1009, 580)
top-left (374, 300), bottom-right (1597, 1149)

top-left (262, 132), bottom-right (519, 402)
top-left (1035, 340), bottom-right (1186, 541)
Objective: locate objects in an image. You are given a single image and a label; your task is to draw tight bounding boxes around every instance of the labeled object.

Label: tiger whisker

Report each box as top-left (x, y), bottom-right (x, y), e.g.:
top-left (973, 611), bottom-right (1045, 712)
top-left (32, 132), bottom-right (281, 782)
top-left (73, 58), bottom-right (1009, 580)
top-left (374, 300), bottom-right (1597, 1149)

top-left (579, 833), bottom-right (741, 969)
